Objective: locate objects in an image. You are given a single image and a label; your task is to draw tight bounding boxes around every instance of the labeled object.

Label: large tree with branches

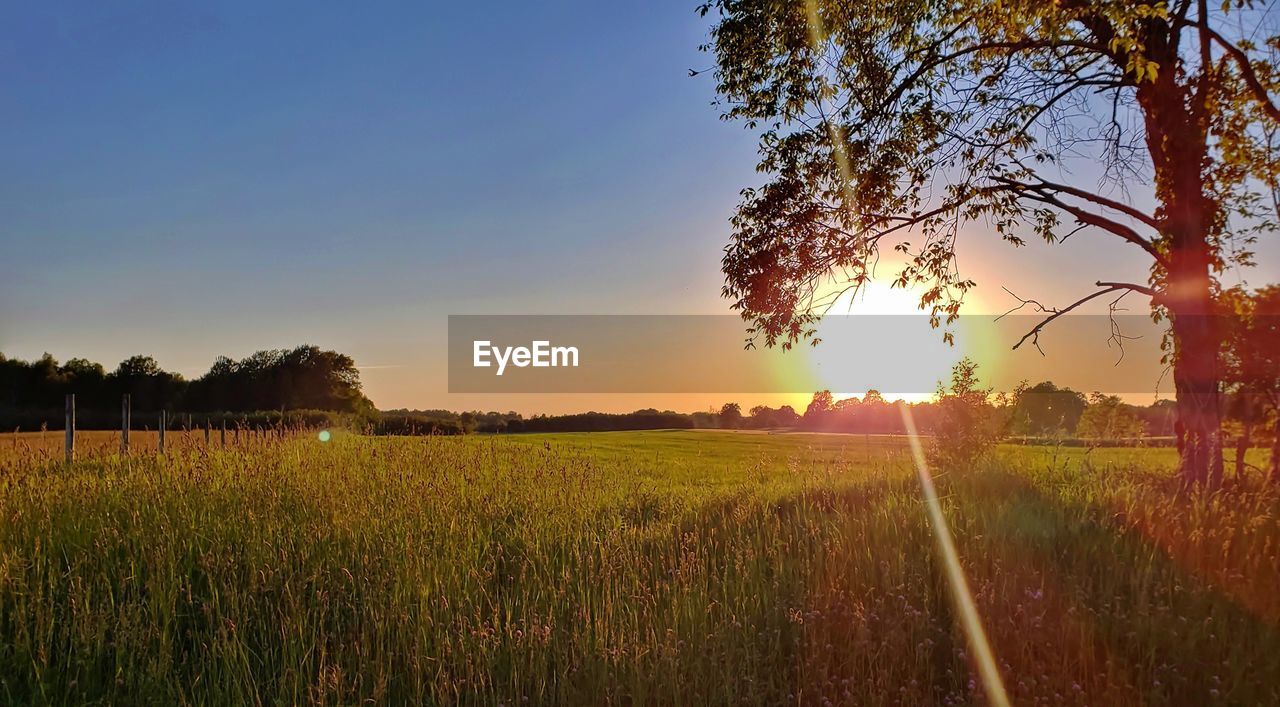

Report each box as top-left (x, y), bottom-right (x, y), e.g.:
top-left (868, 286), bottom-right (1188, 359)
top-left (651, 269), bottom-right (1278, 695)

top-left (701, 0), bottom-right (1280, 486)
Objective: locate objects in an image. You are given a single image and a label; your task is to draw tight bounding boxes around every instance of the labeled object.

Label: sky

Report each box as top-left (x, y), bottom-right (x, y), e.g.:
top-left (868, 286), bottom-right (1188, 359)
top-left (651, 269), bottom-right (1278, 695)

top-left (3, 1), bottom-right (1279, 414)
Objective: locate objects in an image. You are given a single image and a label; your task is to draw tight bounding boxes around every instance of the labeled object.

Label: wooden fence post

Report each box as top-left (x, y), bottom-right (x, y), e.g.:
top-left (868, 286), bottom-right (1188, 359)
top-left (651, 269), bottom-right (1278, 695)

top-left (121, 394), bottom-right (131, 454)
top-left (64, 393), bottom-right (75, 464)
top-left (159, 410), bottom-right (167, 455)
top-left (205, 420), bottom-right (211, 444)
top-left (220, 419), bottom-right (226, 448)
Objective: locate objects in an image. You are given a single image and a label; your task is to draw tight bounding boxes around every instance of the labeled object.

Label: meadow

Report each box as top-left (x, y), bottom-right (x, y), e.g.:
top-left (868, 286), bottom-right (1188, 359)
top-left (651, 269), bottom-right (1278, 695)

top-left (0, 429), bottom-right (1276, 705)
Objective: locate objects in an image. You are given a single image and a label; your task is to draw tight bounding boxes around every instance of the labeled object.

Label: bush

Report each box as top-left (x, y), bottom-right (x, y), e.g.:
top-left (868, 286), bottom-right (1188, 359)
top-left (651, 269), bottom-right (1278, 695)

top-left (927, 358), bottom-right (1004, 470)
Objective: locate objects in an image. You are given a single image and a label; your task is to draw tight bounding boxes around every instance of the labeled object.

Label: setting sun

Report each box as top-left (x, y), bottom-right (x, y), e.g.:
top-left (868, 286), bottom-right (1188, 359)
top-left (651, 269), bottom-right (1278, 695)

top-left (803, 280), bottom-right (960, 403)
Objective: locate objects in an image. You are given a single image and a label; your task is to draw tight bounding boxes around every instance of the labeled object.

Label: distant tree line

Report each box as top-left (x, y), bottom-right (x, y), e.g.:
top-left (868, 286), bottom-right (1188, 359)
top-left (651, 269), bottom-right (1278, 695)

top-left (788, 382), bottom-right (1177, 439)
top-left (7, 305), bottom-right (1275, 480)
top-left (376, 378), bottom-right (1180, 443)
top-left (377, 409), bottom-right (698, 435)
top-left (0, 346), bottom-right (1233, 444)
top-left (0, 345), bottom-right (374, 429)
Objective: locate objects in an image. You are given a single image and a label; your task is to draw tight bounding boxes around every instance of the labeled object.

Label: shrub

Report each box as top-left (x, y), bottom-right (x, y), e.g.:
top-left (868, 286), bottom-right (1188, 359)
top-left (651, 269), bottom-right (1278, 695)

top-left (927, 358), bottom-right (1004, 470)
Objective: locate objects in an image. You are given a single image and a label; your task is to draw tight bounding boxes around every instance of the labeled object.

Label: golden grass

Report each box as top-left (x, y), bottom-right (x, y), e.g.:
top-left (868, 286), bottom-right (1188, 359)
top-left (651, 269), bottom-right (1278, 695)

top-left (0, 430), bottom-right (1275, 705)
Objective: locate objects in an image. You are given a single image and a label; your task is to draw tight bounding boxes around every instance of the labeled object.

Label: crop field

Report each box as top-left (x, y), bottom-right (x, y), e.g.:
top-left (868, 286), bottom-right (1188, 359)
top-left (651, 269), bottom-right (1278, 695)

top-left (0, 430), bottom-right (1277, 705)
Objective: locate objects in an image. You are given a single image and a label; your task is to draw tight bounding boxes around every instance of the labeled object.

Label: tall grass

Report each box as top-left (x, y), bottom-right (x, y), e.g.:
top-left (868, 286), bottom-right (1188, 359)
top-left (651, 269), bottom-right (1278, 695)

top-left (0, 431), bottom-right (1275, 705)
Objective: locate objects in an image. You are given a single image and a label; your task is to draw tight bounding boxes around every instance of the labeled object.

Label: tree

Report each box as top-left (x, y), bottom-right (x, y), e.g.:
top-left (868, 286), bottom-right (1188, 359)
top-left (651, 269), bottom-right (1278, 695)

top-left (777, 404), bottom-right (800, 426)
top-left (183, 345), bottom-right (371, 413)
top-left (0, 353), bottom-right (66, 408)
top-left (61, 358), bottom-right (107, 408)
top-left (803, 390), bottom-right (835, 427)
top-left (113, 355), bottom-right (163, 379)
top-left (929, 358), bottom-right (1003, 469)
top-left (1133, 398), bottom-right (1177, 437)
top-left (1011, 381), bottom-right (1087, 436)
top-left (1221, 285), bottom-right (1280, 482)
top-left (109, 356), bottom-right (184, 411)
top-left (749, 404), bottom-right (770, 422)
top-left (832, 395), bottom-right (860, 414)
top-left (0, 346), bottom-right (372, 419)
top-left (719, 402), bottom-right (744, 428)
top-left (1078, 393), bottom-right (1147, 441)
top-left (748, 403), bottom-right (800, 427)
top-left (702, 0), bottom-right (1280, 488)
top-left (61, 358), bottom-right (105, 381)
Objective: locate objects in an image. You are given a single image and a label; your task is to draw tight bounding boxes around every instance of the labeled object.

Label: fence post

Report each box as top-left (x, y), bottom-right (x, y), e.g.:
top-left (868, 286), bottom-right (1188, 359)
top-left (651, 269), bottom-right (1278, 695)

top-left (205, 420), bottom-right (211, 444)
top-left (159, 409), bottom-right (166, 455)
top-left (121, 394), bottom-right (131, 454)
top-left (220, 419), bottom-right (226, 448)
top-left (64, 393), bottom-right (75, 464)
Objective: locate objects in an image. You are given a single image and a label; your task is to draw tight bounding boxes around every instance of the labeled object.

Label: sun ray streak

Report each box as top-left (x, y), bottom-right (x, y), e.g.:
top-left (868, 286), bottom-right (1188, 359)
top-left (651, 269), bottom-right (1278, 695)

top-left (802, 0), bottom-right (859, 213)
top-left (899, 403), bottom-right (1012, 707)
top-left (803, 0), bottom-right (855, 199)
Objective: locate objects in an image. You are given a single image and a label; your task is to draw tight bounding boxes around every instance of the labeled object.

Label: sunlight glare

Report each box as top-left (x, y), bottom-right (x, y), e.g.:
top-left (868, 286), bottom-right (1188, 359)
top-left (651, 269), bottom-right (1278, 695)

top-left (899, 404), bottom-right (1011, 707)
top-left (804, 281), bottom-right (959, 401)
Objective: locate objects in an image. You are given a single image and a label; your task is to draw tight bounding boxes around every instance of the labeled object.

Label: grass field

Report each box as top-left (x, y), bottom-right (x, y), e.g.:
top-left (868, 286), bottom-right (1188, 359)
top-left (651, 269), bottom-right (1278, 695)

top-left (0, 430), bottom-right (1277, 705)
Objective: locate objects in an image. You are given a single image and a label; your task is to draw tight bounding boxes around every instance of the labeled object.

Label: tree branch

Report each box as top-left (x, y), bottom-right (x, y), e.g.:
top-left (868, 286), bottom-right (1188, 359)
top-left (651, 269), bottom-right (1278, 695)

top-left (1202, 25), bottom-right (1280, 125)
top-left (858, 38), bottom-right (1110, 130)
top-left (992, 178), bottom-right (1170, 268)
top-left (1095, 280), bottom-right (1163, 303)
top-left (1003, 281), bottom-right (1161, 353)
top-left (1005, 174), bottom-right (1160, 230)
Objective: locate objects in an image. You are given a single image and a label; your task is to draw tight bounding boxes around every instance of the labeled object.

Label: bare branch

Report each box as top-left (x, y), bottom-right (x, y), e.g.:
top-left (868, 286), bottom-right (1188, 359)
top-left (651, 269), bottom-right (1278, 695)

top-left (1004, 281), bottom-right (1161, 353)
top-left (1102, 288), bottom-right (1145, 365)
top-left (1095, 280), bottom-right (1162, 302)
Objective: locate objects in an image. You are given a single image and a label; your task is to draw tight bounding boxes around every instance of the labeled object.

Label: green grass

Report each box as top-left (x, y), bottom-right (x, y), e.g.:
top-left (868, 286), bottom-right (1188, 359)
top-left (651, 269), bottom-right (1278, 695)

top-left (0, 430), bottom-right (1276, 705)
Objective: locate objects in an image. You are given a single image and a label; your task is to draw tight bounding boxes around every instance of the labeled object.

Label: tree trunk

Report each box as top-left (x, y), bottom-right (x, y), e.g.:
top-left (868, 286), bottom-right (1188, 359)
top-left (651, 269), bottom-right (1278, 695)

top-left (1162, 183), bottom-right (1223, 489)
top-left (1234, 420), bottom-right (1252, 484)
top-left (1135, 52), bottom-right (1223, 490)
top-left (1170, 311), bottom-right (1224, 488)
top-left (1270, 414), bottom-right (1280, 485)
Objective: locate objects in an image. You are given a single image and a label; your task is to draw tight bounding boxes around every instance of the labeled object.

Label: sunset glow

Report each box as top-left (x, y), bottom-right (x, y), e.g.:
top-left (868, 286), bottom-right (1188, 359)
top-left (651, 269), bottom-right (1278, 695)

top-left (3, 2), bottom-right (1280, 704)
top-left (804, 281), bottom-right (962, 403)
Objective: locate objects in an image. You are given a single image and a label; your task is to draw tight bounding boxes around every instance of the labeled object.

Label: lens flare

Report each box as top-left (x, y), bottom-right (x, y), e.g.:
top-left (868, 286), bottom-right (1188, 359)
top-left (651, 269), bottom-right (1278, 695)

top-left (317, 430), bottom-right (331, 443)
top-left (898, 403), bottom-right (1011, 707)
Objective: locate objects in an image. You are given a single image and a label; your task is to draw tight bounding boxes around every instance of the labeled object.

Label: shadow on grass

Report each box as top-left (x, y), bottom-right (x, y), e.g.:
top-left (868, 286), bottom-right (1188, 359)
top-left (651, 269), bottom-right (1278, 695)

top-left (962, 469), bottom-right (1280, 704)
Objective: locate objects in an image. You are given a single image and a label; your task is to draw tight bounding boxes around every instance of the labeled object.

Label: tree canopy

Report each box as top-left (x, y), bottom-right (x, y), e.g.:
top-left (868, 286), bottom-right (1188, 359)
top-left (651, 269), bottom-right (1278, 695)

top-left (1011, 381), bottom-right (1088, 435)
top-left (0, 345), bottom-right (371, 415)
top-left (1221, 285), bottom-right (1280, 479)
top-left (701, 0), bottom-right (1280, 485)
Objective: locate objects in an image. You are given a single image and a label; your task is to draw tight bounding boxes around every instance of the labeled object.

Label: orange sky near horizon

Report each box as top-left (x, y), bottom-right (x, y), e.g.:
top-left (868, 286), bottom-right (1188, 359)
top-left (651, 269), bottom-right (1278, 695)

top-left (362, 248), bottom-right (1190, 415)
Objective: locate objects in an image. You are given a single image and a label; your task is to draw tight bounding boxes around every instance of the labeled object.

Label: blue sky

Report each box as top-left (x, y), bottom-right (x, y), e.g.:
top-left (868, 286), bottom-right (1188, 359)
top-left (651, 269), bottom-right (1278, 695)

top-left (3, 2), bottom-right (1277, 412)
top-left (0, 2), bottom-right (763, 406)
